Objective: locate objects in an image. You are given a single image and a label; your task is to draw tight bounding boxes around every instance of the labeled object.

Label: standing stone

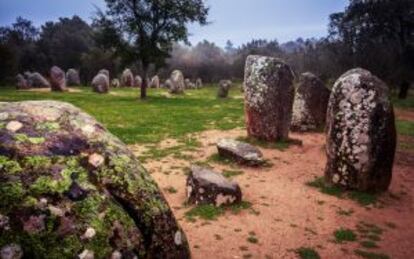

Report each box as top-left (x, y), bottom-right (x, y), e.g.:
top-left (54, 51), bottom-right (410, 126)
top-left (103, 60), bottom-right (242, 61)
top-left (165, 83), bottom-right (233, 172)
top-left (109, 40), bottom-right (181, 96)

top-left (186, 165), bottom-right (242, 207)
top-left (150, 76), bottom-right (160, 88)
top-left (291, 72), bottom-right (331, 131)
top-left (92, 74), bottom-right (109, 94)
top-left (121, 69), bottom-right (134, 87)
top-left (16, 74), bottom-right (29, 90)
top-left (164, 79), bottom-right (173, 90)
top-left (169, 70), bottom-right (185, 94)
top-left (26, 72), bottom-right (51, 88)
top-left (98, 69), bottom-right (110, 79)
top-left (195, 78), bottom-right (203, 89)
top-left (66, 69), bottom-right (81, 86)
top-left (0, 100), bottom-right (190, 258)
top-left (244, 55), bottom-right (295, 141)
top-left (325, 68), bottom-right (396, 192)
top-left (218, 80), bottom-right (232, 98)
top-left (111, 79), bottom-right (120, 88)
top-left (50, 66), bottom-right (67, 92)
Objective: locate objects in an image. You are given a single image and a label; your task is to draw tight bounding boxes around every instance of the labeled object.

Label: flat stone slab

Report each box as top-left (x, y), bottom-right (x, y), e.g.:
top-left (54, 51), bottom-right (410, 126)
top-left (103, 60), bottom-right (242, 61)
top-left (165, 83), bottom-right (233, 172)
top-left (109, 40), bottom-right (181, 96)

top-left (217, 138), bottom-right (264, 166)
top-left (186, 165), bottom-right (242, 207)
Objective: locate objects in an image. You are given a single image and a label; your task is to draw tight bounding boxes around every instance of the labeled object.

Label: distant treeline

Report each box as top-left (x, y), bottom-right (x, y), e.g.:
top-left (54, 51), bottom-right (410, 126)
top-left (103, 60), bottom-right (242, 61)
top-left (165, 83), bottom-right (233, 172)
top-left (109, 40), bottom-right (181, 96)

top-left (0, 0), bottom-right (413, 88)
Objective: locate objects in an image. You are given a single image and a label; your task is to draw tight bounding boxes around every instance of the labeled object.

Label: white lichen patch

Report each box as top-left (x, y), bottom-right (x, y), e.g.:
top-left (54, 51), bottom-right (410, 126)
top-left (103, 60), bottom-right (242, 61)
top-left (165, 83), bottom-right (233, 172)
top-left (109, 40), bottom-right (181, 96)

top-left (327, 69), bottom-right (390, 187)
top-left (215, 194), bottom-right (236, 207)
top-left (6, 121), bottom-right (23, 132)
top-left (174, 231), bottom-right (183, 245)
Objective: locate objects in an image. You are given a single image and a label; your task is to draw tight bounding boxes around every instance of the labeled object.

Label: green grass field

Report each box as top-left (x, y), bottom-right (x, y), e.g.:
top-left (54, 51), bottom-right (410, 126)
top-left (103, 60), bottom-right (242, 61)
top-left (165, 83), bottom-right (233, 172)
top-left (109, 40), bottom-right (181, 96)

top-left (0, 86), bottom-right (245, 144)
top-left (0, 86), bottom-right (412, 144)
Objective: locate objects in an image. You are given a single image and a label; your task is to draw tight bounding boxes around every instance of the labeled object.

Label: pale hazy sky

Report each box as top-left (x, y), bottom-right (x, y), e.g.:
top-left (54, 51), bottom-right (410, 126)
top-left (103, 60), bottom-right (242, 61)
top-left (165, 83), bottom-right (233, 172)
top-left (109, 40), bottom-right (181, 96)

top-left (0, 0), bottom-right (348, 47)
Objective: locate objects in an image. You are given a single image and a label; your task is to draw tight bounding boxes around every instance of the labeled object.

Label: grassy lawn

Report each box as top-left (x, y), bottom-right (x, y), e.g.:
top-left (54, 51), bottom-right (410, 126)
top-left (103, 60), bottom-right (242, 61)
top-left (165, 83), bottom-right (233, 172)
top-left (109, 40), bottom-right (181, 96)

top-left (0, 85), bottom-right (245, 144)
top-left (0, 86), bottom-right (412, 145)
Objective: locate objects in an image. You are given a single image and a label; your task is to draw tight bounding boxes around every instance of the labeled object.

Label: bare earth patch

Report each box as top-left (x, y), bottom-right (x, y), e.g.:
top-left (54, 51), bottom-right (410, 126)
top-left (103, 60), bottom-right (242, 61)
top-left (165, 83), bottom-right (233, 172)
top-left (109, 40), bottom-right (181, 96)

top-left (130, 128), bottom-right (414, 259)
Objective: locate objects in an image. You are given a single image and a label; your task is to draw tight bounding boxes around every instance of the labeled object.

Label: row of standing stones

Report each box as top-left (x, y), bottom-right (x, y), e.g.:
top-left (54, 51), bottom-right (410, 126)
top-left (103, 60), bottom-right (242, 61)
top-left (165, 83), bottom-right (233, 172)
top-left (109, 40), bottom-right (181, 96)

top-left (187, 54), bottom-right (396, 209)
top-left (16, 67), bottom-right (205, 95)
top-left (1, 55), bottom-right (396, 258)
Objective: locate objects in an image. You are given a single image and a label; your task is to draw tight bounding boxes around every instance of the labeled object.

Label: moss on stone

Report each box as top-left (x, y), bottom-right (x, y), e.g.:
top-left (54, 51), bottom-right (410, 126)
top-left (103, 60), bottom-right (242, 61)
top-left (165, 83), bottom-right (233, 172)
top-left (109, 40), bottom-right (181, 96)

top-left (0, 155), bottom-right (23, 174)
top-left (0, 182), bottom-right (25, 212)
top-left (14, 133), bottom-right (45, 144)
top-left (36, 122), bottom-right (60, 132)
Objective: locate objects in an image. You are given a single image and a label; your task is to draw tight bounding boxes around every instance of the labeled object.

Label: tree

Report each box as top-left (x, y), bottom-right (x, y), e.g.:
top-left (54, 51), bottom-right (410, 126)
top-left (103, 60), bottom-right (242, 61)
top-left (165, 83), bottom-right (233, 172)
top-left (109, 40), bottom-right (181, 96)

top-left (38, 16), bottom-right (94, 70)
top-left (95, 0), bottom-right (209, 99)
top-left (329, 0), bottom-right (414, 87)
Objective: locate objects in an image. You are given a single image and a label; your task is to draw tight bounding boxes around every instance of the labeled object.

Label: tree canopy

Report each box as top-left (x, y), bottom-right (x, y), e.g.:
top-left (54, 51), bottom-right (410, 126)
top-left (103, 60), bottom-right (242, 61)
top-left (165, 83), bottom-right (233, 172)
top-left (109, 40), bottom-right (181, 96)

top-left (95, 0), bottom-right (209, 98)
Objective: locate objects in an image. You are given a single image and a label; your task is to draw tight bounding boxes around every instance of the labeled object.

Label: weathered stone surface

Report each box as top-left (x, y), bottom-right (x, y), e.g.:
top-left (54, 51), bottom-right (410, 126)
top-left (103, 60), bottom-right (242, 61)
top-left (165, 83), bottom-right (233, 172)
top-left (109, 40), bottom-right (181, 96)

top-left (150, 76), bottom-right (160, 88)
top-left (244, 55), bottom-right (295, 141)
top-left (25, 72), bottom-right (50, 88)
top-left (50, 66), bottom-right (67, 92)
top-left (98, 69), bottom-right (110, 79)
top-left (121, 69), bottom-right (134, 87)
top-left (66, 69), bottom-right (81, 86)
top-left (218, 80), bottom-right (232, 98)
top-left (111, 78), bottom-right (120, 88)
top-left (186, 165), bottom-right (242, 206)
top-left (0, 243), bottom-right (23, 259)
top-left (184, 79), bottom-right (195, 89)
top-left (291, 72), bottom-right (331, 132)
top-left (169, 70), bottom-right (185, 94)
top-left (134, 76), bottom-right (142, 88)
top-left (16, 74), bottom-right (29, 90)
top-left (195, 78), bottom-right (203, 89)
top-left (91, 74), bottom-right (109, 94)
top-left (217, 138), bottom-right (264, 166)
top-left (325, 68), bottom-right (396, 192)
top-left (0, 101), bottom-right (190, 258)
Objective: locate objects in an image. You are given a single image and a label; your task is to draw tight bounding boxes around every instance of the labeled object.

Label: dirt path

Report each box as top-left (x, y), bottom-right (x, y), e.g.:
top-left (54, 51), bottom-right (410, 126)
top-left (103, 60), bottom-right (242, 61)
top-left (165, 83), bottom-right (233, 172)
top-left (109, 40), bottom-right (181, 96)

top-left (129, 126), bottom-right (413, 259)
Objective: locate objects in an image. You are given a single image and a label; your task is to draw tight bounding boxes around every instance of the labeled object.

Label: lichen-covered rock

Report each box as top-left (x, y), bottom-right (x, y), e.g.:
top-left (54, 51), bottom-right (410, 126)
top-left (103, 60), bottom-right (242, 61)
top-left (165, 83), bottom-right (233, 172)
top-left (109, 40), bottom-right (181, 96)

top-left (195, 78), bottom-right (203, 89)
top-left (217, 80), bottom-right (232, 98)
top-left (98, 69), bottom-right (110, 79)
top-left (150, 76), bottom-right (160, 88)
top-left (50, 66), bottom-right (67, 92)
top-left (111, 78), bottom-right (120, 88)
top-left (169, 70), bottom-right (185, 94)
top-left (16, 74), bottom-right (29, 90)
top-left (134, 76), bottom-right (142, 88)
top-left (325, 68), bottom-right (396, 192)
top-left (0, 101), bottom-right (190, 258)
top-left (186, 165), bottom-right (242, 207)
top-left (184, 79), bottom-right (195, 89)
top-left (25, 72), bottom-right (50, 88)
top-left (244, 55), bottom-right (295, 141)
top-left (121, 69), bottom-right (134, 87)
top-left (217, 138), bottom-right (264, 166)
top-left (291, 72), bottom-right (331, 132)
top-left (91, 74), bottom-right (109, 94)
top-left (66, 69), bottom-right (81, 86)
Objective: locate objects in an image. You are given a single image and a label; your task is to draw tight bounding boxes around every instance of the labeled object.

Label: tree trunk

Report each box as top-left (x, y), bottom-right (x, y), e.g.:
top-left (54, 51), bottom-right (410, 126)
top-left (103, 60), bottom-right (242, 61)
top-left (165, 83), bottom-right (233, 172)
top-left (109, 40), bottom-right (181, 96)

top-left (399, 81), bottom-right (410, 100)
top-left (140, 64), bottom-right (148, 99)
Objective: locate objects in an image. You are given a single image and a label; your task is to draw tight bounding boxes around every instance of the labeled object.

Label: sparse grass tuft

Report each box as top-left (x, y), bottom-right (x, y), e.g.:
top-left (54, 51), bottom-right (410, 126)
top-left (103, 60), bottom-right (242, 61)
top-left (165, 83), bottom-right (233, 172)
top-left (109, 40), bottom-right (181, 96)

top-left (185, 201), bottom-right (252, 221)
top-left (222, 169), bottom-right (244, 178)
top-left (236, 136), bottom-right (302, 151)
top-left (360, 241), bottom-right (379, 249)
top-left (354, 249), bottom-right (390, 259)
top-left (295, 247), bottom-right (321, 259)
top-left (306, 177), bottom-right (377, 206)
top-left (185, 204), bottom-right (224, 221)
top-left (334, 228), bottom-right (357, 243)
